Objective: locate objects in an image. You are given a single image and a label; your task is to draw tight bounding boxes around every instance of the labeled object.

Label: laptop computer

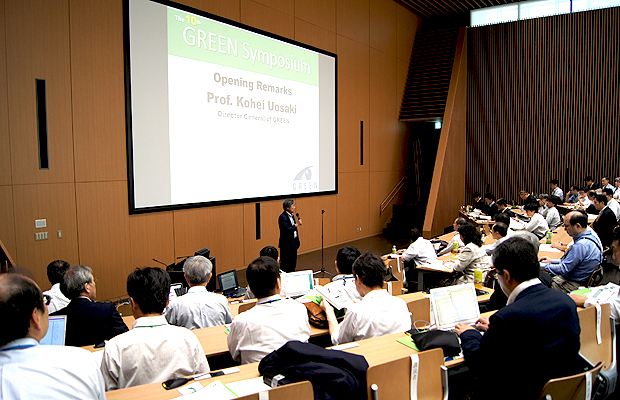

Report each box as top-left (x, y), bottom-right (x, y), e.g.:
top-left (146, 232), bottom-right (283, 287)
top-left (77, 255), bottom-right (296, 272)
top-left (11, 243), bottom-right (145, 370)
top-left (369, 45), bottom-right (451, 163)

top-left (429, 283), bottom-right (481, 331)
top-left (281, 270), bottom-right (314, 298)
top-left (40, 315), bottom-right (67, 346)
top-left (217, 270), bottom-right (247, 298)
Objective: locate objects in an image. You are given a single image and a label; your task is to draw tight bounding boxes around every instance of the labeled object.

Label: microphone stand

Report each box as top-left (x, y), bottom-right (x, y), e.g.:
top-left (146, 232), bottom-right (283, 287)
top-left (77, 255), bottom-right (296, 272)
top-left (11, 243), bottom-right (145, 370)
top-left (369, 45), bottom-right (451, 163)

top-left (314, 210), bottom-right (333, 278)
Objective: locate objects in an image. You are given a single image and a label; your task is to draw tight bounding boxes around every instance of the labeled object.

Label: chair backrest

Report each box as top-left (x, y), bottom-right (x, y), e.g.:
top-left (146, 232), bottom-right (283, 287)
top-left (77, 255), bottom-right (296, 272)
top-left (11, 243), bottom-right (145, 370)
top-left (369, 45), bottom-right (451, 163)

top-left (406, 297), bottom-right (431, 326)
top-left (236, 381), bottom-right (313, 400)
top-left (384, 280), bottom-right (404, 296)
top-left (578, 303), bottom-right (613, 371)
top-left (314, 277), bottom-right (330, 287)
top-left (366, 347), bottom-right (446, 400)
top-left (537, 362), bottom-right (603, 400)
top-left (238, 302), bottom-right (256, 314)
top-left (586, 267), bottom-right (603, 287)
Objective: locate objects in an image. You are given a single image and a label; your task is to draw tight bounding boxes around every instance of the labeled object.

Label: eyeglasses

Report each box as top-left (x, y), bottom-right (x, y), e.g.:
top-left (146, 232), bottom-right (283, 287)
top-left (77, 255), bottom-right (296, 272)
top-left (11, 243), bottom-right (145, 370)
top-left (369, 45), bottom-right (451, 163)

top-left (43, 294), bottom-right (52, 306)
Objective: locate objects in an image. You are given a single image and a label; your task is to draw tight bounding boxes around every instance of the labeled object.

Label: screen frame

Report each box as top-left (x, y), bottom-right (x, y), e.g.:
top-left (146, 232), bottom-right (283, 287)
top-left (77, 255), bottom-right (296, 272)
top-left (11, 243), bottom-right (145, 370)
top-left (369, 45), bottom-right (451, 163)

top-left (123, 0), bottom-right (338, 214)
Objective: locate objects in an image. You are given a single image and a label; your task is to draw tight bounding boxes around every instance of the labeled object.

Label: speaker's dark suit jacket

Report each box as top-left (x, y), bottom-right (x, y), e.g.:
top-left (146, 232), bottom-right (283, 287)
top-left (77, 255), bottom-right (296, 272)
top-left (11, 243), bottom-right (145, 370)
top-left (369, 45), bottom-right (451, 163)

top-left (51, 297), bottom-right (129, 347)
top-left (278, 211), bottom-right (300, 251)
top-left (592, 206), bottom-right (617, 249)
top-left (460, 283), bottom-right (580, 400)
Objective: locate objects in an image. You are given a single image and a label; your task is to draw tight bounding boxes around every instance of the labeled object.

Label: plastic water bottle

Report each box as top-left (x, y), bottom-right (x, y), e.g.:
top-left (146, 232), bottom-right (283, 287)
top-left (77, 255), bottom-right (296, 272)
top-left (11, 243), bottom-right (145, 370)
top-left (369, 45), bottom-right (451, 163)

top-left (546, 231), bottom-right (552, 244)
top-left (392, 245), bottom-right (396, 254)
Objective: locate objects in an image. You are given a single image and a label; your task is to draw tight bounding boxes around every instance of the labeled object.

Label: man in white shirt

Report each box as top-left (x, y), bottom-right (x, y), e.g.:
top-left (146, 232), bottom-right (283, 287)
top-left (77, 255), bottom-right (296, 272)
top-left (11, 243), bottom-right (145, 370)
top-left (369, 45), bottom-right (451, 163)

top-left (101, 267), bottom-right (209, 390)
top-left (437, 217), bottom-right (467, 256)
top-left (165, 256), bottom-right (232, 329)
top-left (538, 194), bottom-right (550, 217)
top-left (603, 188), bottom-right (620, 221)
top-left (484, 222), bottom-right (509, 255)
top-left (545, 196), bottom-right (562, 230)
top-left (523, 202), bottom-right (549, 239)
top-left (42, 260), bottom-right (70, 313)
top-left (0, 274), bottom-right (105, 400)
top-left (227, 257), bottom-right (311, 364)
top-left (613, 178), bottom-right (620, 199)
top-left (321, 252), bottom-right (411, 345)
top-left (602, 176), bottom-right (614, 191)
top-left (325, 246), bottom-right (362, 302)
top-left (550, 179), bottom-right (564, 201)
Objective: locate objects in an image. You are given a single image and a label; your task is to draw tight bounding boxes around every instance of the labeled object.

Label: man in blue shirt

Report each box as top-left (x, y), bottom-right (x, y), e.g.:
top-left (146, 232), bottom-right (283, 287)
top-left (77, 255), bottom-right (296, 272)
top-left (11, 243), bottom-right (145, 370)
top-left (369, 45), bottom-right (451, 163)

top-left (539, 210), bottom-right (603, 293)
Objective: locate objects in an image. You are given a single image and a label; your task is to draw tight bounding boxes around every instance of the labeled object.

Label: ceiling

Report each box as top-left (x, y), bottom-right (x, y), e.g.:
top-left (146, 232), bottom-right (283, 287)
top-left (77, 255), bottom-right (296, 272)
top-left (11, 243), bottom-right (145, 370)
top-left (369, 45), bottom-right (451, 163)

top-left (398, 0), bottom-right (521, 18)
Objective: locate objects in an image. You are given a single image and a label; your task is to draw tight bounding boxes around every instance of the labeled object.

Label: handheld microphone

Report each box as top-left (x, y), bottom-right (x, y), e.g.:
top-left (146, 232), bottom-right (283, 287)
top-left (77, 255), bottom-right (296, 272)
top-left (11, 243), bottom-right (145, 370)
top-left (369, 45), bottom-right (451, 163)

top-left (296, 213), bottom-right (301, 225)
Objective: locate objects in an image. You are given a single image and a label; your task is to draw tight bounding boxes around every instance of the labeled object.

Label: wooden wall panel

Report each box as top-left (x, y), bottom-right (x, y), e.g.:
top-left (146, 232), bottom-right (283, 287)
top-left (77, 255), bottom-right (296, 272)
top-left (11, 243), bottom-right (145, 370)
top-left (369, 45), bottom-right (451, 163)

top-left (70, 0), bottom-right (126, 183)
top-left (337, 35), bottom-right (370, 173)
top-left (294, 19), bottom-right (337, 53)
top-left (242, 200), bottom-right (283, 265)
top-left (240, 0), bottom-right (294, 40)
top-left (173, 205), bottom-right (245, 273)
top-left (337, 172), bottom-right (370, 243)
top-left (5, 0), bottom-right (74, 185)
top-left (0, 186), bottom-right (17, 266)
top-left (182, 0), bottom-right (241, 21)
top-left (76, 181), bottom-right (132, 300)
top-left (250, 0), bottom-right (293, 15)
top-left (424, 28), bottom-right (467, 238)
top-left (467, 8), bottom-right (620, 201)
top-left (369, 48), bottom-right (401, 172)
top-left (129, 212), bottom-right (175, 270)
top-left (336, 0), bottom-right (369, 46)
top-left (369, 0), bottom-right (396, 57)
top-left (294, 195), bottom-right (338, 253)
top-left (396, 2), bottom-right (421, 62)
top-left (295, 0), bottom-right (336, 32)
top-left (12, 183), bottom-right (79, 289)
top-left (0, 0), bottom-right (11, 186)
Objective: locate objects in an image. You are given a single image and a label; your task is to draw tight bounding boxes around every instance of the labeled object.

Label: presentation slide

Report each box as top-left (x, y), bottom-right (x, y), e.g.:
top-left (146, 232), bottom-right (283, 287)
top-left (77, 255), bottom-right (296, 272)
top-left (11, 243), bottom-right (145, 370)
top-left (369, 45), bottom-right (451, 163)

top-left (126, 0), bottom-right (337, 212)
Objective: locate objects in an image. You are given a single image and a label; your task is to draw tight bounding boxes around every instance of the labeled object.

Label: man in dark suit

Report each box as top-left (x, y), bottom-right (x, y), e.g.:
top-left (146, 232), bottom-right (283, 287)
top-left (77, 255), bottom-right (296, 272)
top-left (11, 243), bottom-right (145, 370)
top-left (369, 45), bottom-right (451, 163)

top-left (495, 198), bottom-right (514, 218)
top-left (584, 175), bottom-right (600, 191)
top-left (278, 198), bottom-right (302, 273)
top-left (455, 237), bottom-right (581, 400)
top-left (483, 192), bottom-right (499, 218)
top-left (473, 192), bottom-right (487, 214)
top-left (592, 194), bottom-right (617, 250)
top-left (51, 265), bottom-right (128, 347)
top-left (519, 190), bottom-right (538, 207)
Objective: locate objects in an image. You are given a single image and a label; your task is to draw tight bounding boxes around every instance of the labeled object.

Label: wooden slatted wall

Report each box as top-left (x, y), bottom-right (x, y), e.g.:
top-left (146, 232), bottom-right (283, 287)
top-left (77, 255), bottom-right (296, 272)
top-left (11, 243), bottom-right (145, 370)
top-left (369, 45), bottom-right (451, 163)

top-left (467, 7), bottom-right (620, 202)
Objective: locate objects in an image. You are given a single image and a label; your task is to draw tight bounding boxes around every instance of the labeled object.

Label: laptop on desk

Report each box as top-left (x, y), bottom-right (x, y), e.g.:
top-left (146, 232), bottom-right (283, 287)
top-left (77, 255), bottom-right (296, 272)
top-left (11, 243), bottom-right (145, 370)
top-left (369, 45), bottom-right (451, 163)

top-left (40, 315), bottom-right (67, 346)
top-left (217, 270), bottom-right (247, 298)
top-left (429, 283), bottom-right (481, 331)
top-left (282, 270), bottom-right (314, 298)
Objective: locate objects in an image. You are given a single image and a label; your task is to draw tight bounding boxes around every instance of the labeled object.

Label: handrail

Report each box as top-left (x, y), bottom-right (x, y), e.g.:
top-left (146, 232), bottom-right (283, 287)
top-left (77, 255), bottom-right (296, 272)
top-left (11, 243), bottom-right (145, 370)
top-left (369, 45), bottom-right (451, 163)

top-left (380, 177), bottom-right (407, 214)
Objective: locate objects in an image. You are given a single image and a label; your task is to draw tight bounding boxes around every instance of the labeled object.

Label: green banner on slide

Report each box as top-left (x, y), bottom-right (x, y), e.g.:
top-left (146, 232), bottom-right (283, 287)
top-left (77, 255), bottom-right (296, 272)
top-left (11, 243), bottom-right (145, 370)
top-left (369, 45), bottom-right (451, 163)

top-left (167, 7), bottom-right (319, 86)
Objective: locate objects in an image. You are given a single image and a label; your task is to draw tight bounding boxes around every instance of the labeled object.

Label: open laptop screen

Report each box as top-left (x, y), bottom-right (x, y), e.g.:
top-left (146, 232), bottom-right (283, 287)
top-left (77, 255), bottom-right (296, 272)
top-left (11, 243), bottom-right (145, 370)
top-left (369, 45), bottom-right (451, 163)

top-left (218, 270), bottom-right (238, 292)
top-left (40, 315), bottom-right (67, 346)
top-left (429, 283), bottom-right (480, 330)
top-left (282, 270), bottom-right (314, 298)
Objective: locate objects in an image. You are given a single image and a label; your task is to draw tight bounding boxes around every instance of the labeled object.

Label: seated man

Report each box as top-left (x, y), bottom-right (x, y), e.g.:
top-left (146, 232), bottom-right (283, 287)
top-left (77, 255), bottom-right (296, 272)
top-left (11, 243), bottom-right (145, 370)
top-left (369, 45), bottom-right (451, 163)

top-left (549, 179), bottom-right (564, 200)
top-left (565, 185), bottom-right (580, 204)
top-left (519, 190), bottom-right (538, 207)
top-left (583, 190), bottom-right (599, 214)
top-left (321, 252), bottom-right (411, 345)
top-left (540, 211), bottom-right (603, 293)
top-left (325, 246), bottom-right (362, 302)
top-left (0, 274), bottom-right (105, 399)
top-left (585, 175), bottom-right (600, 191)
top-left (523, 202), bottom-right (549, 239)
top-left (545, 195), bottom-right (562, 231)
top-left (165, 256), bottom-right (232, 329)
top-left (591, 194), bottom-right (617, 250)
top-left (437, 217), bottom-right (467, 256)
top-left (244, 246), bottom-right (284, 300)
top-left (227, 257), bottom-right (311, 364)
top-left (602, 176), bottom-right (615, 191)
top-left (400, 228), bottom-right (438, 266)
top-left (484, 222), bottom-right (509, 255)
top-left (614, 177), bottom-right (620, 199)
top-left (496, 198), bottom-right (514, 217)
top-left (455, 237), bottom-right (581, 400)
top-left (473, 191), bottom-right (487, 214)
top-left (101, 267), bottom-right (209, 390)
top-left (42, 260), bottom-right (70, 313)
top-left (603, 188), bottom-right (620, 221)
top-left (483, 193), bottom-right (499, 218)
top-left (51, 265), bottom-right (128, 347)
top-left (538, 194), bottom-right (550, 217)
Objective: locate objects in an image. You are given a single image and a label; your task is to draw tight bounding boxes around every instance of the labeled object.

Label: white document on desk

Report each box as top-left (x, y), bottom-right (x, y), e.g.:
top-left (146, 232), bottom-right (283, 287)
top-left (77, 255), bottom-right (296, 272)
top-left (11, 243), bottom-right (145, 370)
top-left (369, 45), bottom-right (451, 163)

top-left (177, 380), bottom-right (238, 399)
top-left (509, 219), bottom-right (526, 230)
top-left (539, 244), bottom-right (563, 253)
top-left (422, 259), bottom-right (453, 273)
top-left (315, 285), bottom-right (354, 310)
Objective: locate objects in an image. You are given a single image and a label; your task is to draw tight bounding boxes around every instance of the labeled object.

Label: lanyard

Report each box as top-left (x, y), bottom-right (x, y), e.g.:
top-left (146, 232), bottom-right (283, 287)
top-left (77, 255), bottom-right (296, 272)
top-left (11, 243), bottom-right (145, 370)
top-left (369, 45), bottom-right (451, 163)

top-left (259, 298), bottom-right (281, 305)
top-left (1, 344), bottom-right (36, 351)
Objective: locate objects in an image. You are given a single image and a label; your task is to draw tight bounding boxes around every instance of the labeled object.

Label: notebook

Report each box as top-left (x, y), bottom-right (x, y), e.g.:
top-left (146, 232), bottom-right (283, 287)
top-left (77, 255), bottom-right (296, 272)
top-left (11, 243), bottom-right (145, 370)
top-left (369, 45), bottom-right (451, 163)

top-left (217, 270), bottom-right (247, 298)
top-left (40, 315), bottom-right (67, 346)
top-left (429, 283), bottom-right (480, 331)
top-left (281, 270), bottom-right (314, 298)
